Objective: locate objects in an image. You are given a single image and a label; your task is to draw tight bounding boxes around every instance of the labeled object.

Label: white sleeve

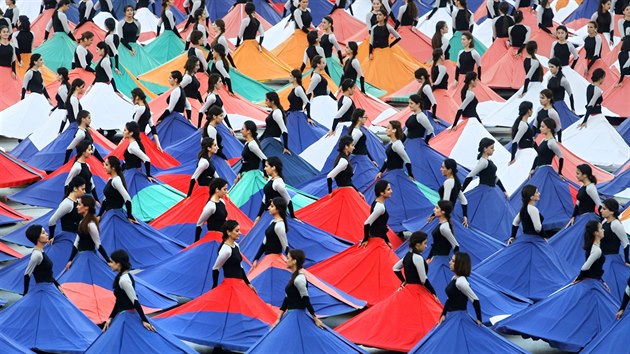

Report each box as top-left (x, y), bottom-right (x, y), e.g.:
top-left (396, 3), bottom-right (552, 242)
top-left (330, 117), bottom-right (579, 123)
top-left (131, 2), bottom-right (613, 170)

top-left (433, 65), bottom-right (446, 86)
top-left (87, 222), bottom-right (101, 248)
top-left (257, 21), bottom-right (265, 38)
top-left (206, 125), bottom-right (218, 140)
top-left (467, 158), bottom-right (489, 178)
top-left (412, 254), bottom-right (428, 283)
top-left (49, 199), bottom-right (75, 226)
top-left (455, 277), bottom-right (479, 301)
top-left (57, 85), bottom-right (68, 104)
top-left (452, 8), bottom-right (458, 29)
top-left (548, 108), bottom-right (561, 129)
top-left (238, 17), bottom-right (250, 39)
top-left (364, 202), bottom-right (385, 225)
top-left (104, 35), bottom-right (117, 55)
top-left (458, 190), bottom-right (468, 205)
top-left (459, 91), bottom-right (476, 111)
top-left (294, 274), bottom-right (309, 297)
top-left (111, 176), bottom-right (131, 202)
top-left (306, 74), bottom-right (321, 95)
top-left (59, 12), bottom-right (70, 33)
top-left (392, 140), bottom-right (411, 164)
top-left (351, 129), bottom-right (362, 145)
top-left (64, 163), bottom-right (82, 186)
top-left (392, 257), bottom-right (403, 272)
top-left (167, 11), bottom-right (175, 28)
top-left (133, 106), bottom-right (144, 123)
top-left (472, 50), bottom-right (482, 68)
top-left (422, 85), bottom-right (437, 107)
top-left (274, 222), bottom-right (288, 251)
top-left (101, 58), bottom-right (113, 80)
top-left (524, 26), bottom-right (531, 42)
top-left (387, 24), bottom-right (401, 39)
top-left (334, 97), bottom-right (353, 119)
top-left (46, 18), bottom-right (53, 32)
top-left (215, 61), bottom-right (230, 79)
top-left (77, 47), bottom-right (89, 69)
top-left (512, 212), bottom-right (521, 227)
top-left (272, 109), bottom-right (288, 134)
top-left (525, 59), bottom-right (540, 79)
top-left (272, 178), bottom-right (292, 204)
top-left (527, 205), bottom-right (542, 232)
top-left (327, 158), bottom-right (349, 179)
top-left (456, 50), bottom-right (464, 68)
top-left (370, 25), bottom-right (376, 45)
top-left (180, 74), bottom-right (192, 89)
top-left (397, 5), bottom-right (406, 22)
top-left (248, 141), bottom-right (267, 161)
top-left (547, 139), bottom-right (563, 158)
top-left (24, 251), bottom-right (44, 276)
top-left (218, 36), bottom-right (230, 53)
top-left (191, 158), bottom-right (210, 181)
top-left (119, 274), bottom-right (138, 302)
top-left (329, 33), bottom-right (342, 52)
top-left (487, 0), bottom-right (496, 18)
top-left (196, 200), bottom-right (217, 226)
top-left (200, 93), bottom-right (217, 113)
top-left (416, 111), bottom-right (434, 135)
top-left (537, 5), bottom-right (544, 24)
top-left (294, 9), bottom-right (304, 29)
top-left (66, 129), bottom-right (86, 150)
top-left (128, 141), bottom-right (150, 163)
top-left (440, 222), bottom-right (459, 248)
top-left (116, 20), bottom-right (124, 37)
top-left (294, 86), bottom-right (309, 106)
top-left (316, 46), bottom-right (325, 58)
top-left (585, 183), bottom-right (602, 207)
top-left (561, 77), bottom-right (573, 97)
top-left (441, 35), bottom-right (449, 52)
top-left (581, 246), bottom-right (602, 271)
top-left (22, 70), bottom-right (33, 90)
top-left (612, 220), bottom-right (629, 248)
top-left (620, 19), bottom-right (629, 38)
top-left (167, 89), bottom-right (180, 113)
top-left (85, 1), bottom-right (93, 19)
top-left (513, 121), bottom-right (529, 145)
top-left (594, 35), bottom-right (602, 56)
top-left (351, 58), bottom-right (364, 79)
top-left (587, 87), bottom-right (603, 107)
top-left (442, 179), bottom-right (455, 201)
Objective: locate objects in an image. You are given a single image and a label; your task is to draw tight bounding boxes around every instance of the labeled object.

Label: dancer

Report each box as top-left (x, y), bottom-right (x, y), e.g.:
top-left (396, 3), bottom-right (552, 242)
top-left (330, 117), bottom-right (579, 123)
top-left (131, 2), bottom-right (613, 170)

top-left (201, 105), bottom-right (232, 160)
top-left (396, 0), bottom-right (419, 27)
top-left (536, 0), bottom-right (554, 34)
top-left (394, 231), bottom-right (437, 295)
top-left (530, 118), bottom-right (563, 176)
top-left (73, 32), bottom-right (95, 72)
top-left (182, 0), bottom-right (207, 31)
top-left (77, 0), bottom-right (95, 27)
top-left (532, 89), bottom-right (561, 140)
top-left (299, 30), bottom-right (325, 73)
top-left (48, 176), bottom-right (86, 241)
top-left (306, 55), bottom-right (336, 100)
top-left (210, 44), bottom-right (234, 94)
top-left (287, 69), bottom-right (313, 124)
top-left (181, 56), bottom-right (204, 105)
top-left (452, 0), bottom-right (474, 33)
top-left (583, 21), bottom-right (602, 76)
top-left (211, 220), bottom-right (254, 290)
top-left (236, 3), bottom-right (264, 49)
top-left (617, 37), bottom-right (629, 87)
top-left (521, 41), bottom-right (542, 96)
top-left (492, 2), bottom-right (513, 39)
top-left (66, 195), bottom-right (110, 270)
top-left (235, 120), bottom-right (267, 184)
top-left (157, 71), bottom-right (192, 122)
top-left (185, 10), bottom-right (208, 49)
top-left (122, 121), bottom-right (154, 182)
top-left (414, 68), bottom-right (438, 120)
top-left (255, 158), bottom-right (295, 224)
top-left (103, 249), bottom-right (155, 332)
top-left (253, 196), bottom-right (290, 267)
top-left (260, 92), bottom-right (290, 154)
top-left (619, 4), bottom-right (630, 38)
top-left (59, 78), bottom-right (86, 134)
top-left (211, 19), bottom-right (236, 67)
top-left (365, 0), bottom-right (394, 30)
top-left (157, 0), bottom-right (181, 38)
top-left (567, 164), bottom-right (601, 226)
top-left (327, 79), bottom-right (355, 136)
top-left (454, 32), bottom-right (481, 84)
top-left (94, 42), bottom-right (118, 92)
top-left (452, 72), bottom-right (481, 128)
top-left (13, 16), bottom-right (33, 65)
top-left (361, 179), bottom-right (392, 248)
top-left (272, 249), bottom-right (324, 327)
top-left (320, 16), bottom-right (343, 63)
top-left (439, 252), bottom-right (481, 324)
top-left (95, 0), bottom-right (117, 20)
top-left (510, 101), bottom-right (535, 163)
top-left (4, 0), bottom-right (18, 26)
top-left (580, 68), bottom-right (606, 128)
top-left (44, 0), bottom-right (75, 41)
top-left (64, 110), bottom-right (105, 164)
top-left (591, 0), bottom-right (615, 45)
top-left (369, 8), bottom-right (401, 60)
top-left (508, 10), bottom-right (530, 52)
top-left (427, 200), bottom-right (460, 261)
top-left (99, 156), bottom-right (134, 221)
top-left (508, 185), bottom-right (545, 245)
top-left (550, 26), bottom-right (579, 68)
top-left (406, 94), bottom-right (434, 144)
top-left (339, 42), bottom-right (365, 93)
top-left (194, 178), bottom-right (229, 242)
top-left (103, 19), bottom-right (122, 73)
top-left (327, 136), bottom-right (355, 194)
top-left (187, 31), bottom-right (209, 73)
top-left (547, 57), bottom-right (575, 112)
top-left (575, 220), bottom-right (605, 282)
top-left (187, 137), bottom-right (219, 198)
top-left (118, 5), bottom-right (141, 56)
top-left (438, 159), bottom-right (468, 225)
top-left (293, 0), bottom-right (312, 33)
top-left (431, 21), bottom-right (450, 59)
top-left (64, 140), bottom-right (99, 201)
top-left (462, 137), bottom-right (508, 198)
top-left (52, 67), bottom-right (70, 111)
top-left (21, 54), bottom-right (51, 101)
top-left (600, 198), bottom-right (630, 300)
top-left (376, 121), bottom-right (414, 180)
top-left (23, 225), bottom-right (62, 294)
top-left (431, 49), bottom-right (449, 90)
top-left (131, 88), bottom-right (162, 151)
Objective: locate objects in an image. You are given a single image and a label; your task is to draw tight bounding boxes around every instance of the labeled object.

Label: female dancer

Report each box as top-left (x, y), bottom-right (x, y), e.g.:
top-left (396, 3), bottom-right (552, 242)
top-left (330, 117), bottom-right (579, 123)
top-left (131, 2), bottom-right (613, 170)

top-left (328, 79), bottom-right (355, 136)
top-left (508, 185), bottom-right (545, 245)
top-left (48, 176), bottom-right (86, 241)
top-left (211, 19), bottom-right (236, 67)
top-left (21, 54), bottom-right (51, 102)
top-left (182, 0), bottom-right (207, 30)
top-left (256, 157), bottom-right (295, 223)
top-left (4, 0), bottom-right (18, 26)
top-left (327, 136), bottom-right (355, 194)
top-left (210, 44), bottom-right (234, 94)
top-left (619, 4), bottom-right (630, 38)
top-left (508, 10), bottom-right (530, 52)
top-left (185, 10), bottom-right (208, 49)
top-left (431, 49), bottom-right (449, 91)
top-left (567, 164), bottom-right (601, 226)
top-left (272, 249), bottom-right (324, 328)
top-left (260, 92), bottom-right (290, 154)
top-left (103, 249), bottom-right (155, 332)
top-left (427, 200), bottom-right (459, 261)
top-left (77, 0), bottom-right (95, 27)
top-left (211, 220), bottom-right (255, 290)
top-left (300, 30), bottom-right (325, 73)
top-left (454, 32), bottom-right (481, 84)
top-left (320, 16), bottom-right (343, 63)
top-left (510, 101), bottom-right (535, 164)
top-left (23, 225), bottom-right (63, 294)
top-left (530, 118), bottom-right (563, 176)
top-left (550, 26), bottom-right (579, 68)
top-left (414, 68), bottom-right (438, 120)
top-left (235, 120), bottom-right (267, 185)
top-left (117, 5), bottom-right (141, 56)
top-left (201, 105), bottom-right (231, 161)
top-left (394, 231), bottom-right (436, 295)
top-left (199, 74), bottom-right (229, 129)
top-left (157, 0), bottom-right (181, 38)
top-left (103, 18), bottom-right (122, 74)
top-left (580, 68), bottom-right (606, 128)
top-left (95, 0), bottom-right (116, 20)
top-left (187, 137), bottom-right (219, 198)
top-left (122, 121), bottom-right (154, 182)
top-left (131, 88), bottom-right (162, 151)
top-left (236, 2), bottom-right (264, 49)
top-left (576, 221), bottom-right (605, 282)
top-left (452, 0), bottom-right (474, 33)
top-left (536, 0), bottom-right (554, 34)
top-left (462, 137), bottom-right (508, 198)
top-left (533, 89), bottom-right (561, 140)
top-left (64, 110), bottom-right (105, 164)
top-left (73, 32), bottom-right (95, 73)
top-left (492, 2), bottom-right (514, 40)
top-left (287, 69), bottom-right (315, 127)
top-left (53, 67), bottom-right (70, 111)
top-left (439, 253), bottom-right (480, 324)
top-left (339, 42), bottom-right (365, 93)
top-left (44, 0), bottom-right (74, 41)
top-left (94, 42), bottom-right (118, 92)
top-left (396, 0), bottom-right (419, 27)
top-left (307, 55), bottom-right (337, 99)
top-left (547, 57), bottom-right (576, 117)
top-left (157, 71), bottom-right (191, 122)
top-left (181, 57), bottom-right (204, 105)
top-left (253, 197), bottom-right (290, 267)
top-left (431, 21), bottom-right (450, 60)
top-left (369, 9), bottom-right (401, 60)
top-left (600, 198), bottom-right (630, 300)
top-left (452, 72), bottom-right (481, 129)
top-left (366, 0), bottom-right (392, 31)
top-left (438, 159), bottom-right (468, 225)
top-left (187, 31), bottom-right (209, 74)
top-left (99, 156), bottom-right (134, 222)
top-left (64, 140), bottom-right (99, 201)
top-left (59, 78), bottom-right (86, 134)
top-left (194, 178), bottom-right (229, 242)
top-left (583, 21), bottom-right (603, 76)
top-left (521, 41), bottom-right (542, 96)
top-left (293, 0), bottom-right (312, 33)
top-left (66, 195), bottom-right (110, 270)
top-left (618, 37), bottom-right (630, 87)
top-left (376, 121), bottom-right (414, 180)
top-left (361, 179), bottom-right (392, 248)
top-left (14, 16), bottom-right (33, 66)
top-left (406, 94), bottom-right (434, 144)
top-left (591, 0), bottom-right (615, 46)
top-left (348, 109), bottom-right (379, 190)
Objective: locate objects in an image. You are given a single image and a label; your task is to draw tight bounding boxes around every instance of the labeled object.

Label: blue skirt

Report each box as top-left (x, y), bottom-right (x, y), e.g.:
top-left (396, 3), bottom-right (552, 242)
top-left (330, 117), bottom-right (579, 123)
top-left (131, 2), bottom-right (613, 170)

top-left (458, 184), bottom-right (516, 242)
top-left (602, 254), bottom-right (630, 303)
top-left (156, 113), bottom-right (198, 149)
top-left (549, 213), bottom-right (601, 272)
top-left (259, 138), bottom-right (318, 186)
top-left (553, 100), bottom-right (580, 131)
top-left (582, 303), bottom-right (630, 353)
top-left (286, 110), bottom-right (327, 155)
top-left (405, 137), bottom-right (468, 192)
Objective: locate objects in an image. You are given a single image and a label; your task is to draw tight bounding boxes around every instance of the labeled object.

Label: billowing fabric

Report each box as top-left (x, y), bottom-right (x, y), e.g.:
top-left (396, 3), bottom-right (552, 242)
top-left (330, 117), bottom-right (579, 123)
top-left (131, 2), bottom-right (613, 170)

top-left (509, 166), bottom-right (575, 230)
top-left (0, 67), bottom-right (22, 111)
top-left (286, 110), bottom-right (327, 155)
top-left (239, 213), bottom-right (351, 267)
top-left (601, 254), bottom-right (630, 302)
top-left (0, 283), bottom-right (100, 353)
top-left (119, 42), bottom-right (166, 94)
top-left (154, 157), bottom-right (237, 194)
top-left (582, 304), bottom-right (630, 354)
top-left (378, 93), bottom-right (459, 126)
top-left (144, 31), bottom-right (185, 65)
top-left (9, 156), bottom-right (109, 208)
top-left (410, 311), bottom-right (530, 354)
top-left (325, 9), bottom-right (368, 45)
top-left (297, 154), bottom-right (379, 198)
top-left (248, 254), bottom-right (366, 316)
top-left (336, 283), bottom-right (442, 352)
top-left (57, 251), bottom-right (177, 323)
top-left (123, 169), bottom-right (185, 222)
top-left (482, 45), bottom-right (526, 90)
top-left (476, 234), bottom-right (573, 301)
top-left (604, 77), bottom-right (630, 117)
top-left (357, 46), bottom-right (422, 94)
top-left (0, 150), bottom-right (44, 188)
top-left (162, 126), bottom-right (243, 163)
top-left (33, 33), bottom-right (78, 72)
top-left (220, 4), bottom-right (274, 39)
top-left (0, 94), bottom-right (53, 140)
top-left (397, 26), bottom-right (435, 63)
top-left (0, 332), bottom-right (33, 354)
top-left (154, 278), bottom-right (278, 352)
top-left (325, 57), bottom-right (387, 98)
top-left (232, 40), bottom-right (293, 82)
top-left (271, 30), bottom-right (310, 70)
top-left (81, 83), bottom-right (137, 129)
top-left (404, 137), bottom-right (469, 192)
top-left (73, 22), bottom-right (107, 58)
top-left (260, 138), bottom-right (318, 186)
top-left (600, 167), bottom-right (630, 199)
top-left (0, 202), bottom-right (31, 229)
top-left (549, 213), bottom-right (603, 272)
top-left (155, 113), bottom-right (198, 149)
top-left (85, 311), bottom-right (196, 354)
top-left (494, 279), bottom-right (618, 352)
top-left (247, 309), bottom-right (366, 354)
top-left (15, 54), bottom-right (56, 86)
top-left (562, 115), bottom-right (630, 168)
top-left (458, 184), bottom-right (516, 241)
top-left (109, 133), bottom-right (179, 170)
top-left (99, 208), bottom-right (185, 268)
top-left (307, 237), bottom-right (401, 306)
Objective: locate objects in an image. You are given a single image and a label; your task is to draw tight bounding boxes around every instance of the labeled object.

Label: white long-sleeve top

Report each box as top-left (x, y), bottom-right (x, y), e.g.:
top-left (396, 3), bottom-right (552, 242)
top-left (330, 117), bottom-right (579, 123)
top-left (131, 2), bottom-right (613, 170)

top-left (393, 252), bottom-right (428, 283)
top-left (512, 204), bottom-right (542, 232)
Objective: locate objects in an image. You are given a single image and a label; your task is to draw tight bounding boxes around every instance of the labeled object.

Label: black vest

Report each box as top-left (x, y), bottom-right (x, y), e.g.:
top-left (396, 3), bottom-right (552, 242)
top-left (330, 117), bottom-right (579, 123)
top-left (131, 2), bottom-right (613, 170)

top-left (477, 159), bottom-right (498, 187)
top-left (167, 87), bottom-right (187, 113)
top-left (243, 16), bottom-right (260, 40)
top-left (25, 70), bottom-right (45, 94)
top-left (439, 179), bottom-right (463, 206)
top-left (509, 25), bottom-right (528, 48)
top-left (443, 277), bottom-right (470, 312)
top-left (32, 251), bottom-right (56, 284)
top-left (263, 220), bottom-right (285, 255)
top-left (384, 143), bottom-right (404, 170)
top-left (520, 206), bottom-right (545, 237)
top-left (403, 251), bottom-right (427, 284)
top-left (601, 221), bottom-right (623, 255)
top-left (575, 185), bottom-right (597, 216)
top-left (241, 141), bottom-right (263, 172)
top-left (311, 73), bottom-right (329, 97)
top-left (352, 129), bottom-right (369, 155)
top-left (371, 25), bottom-right (390, 48)
top-left (205, 200), bottom-right (228, 232)
top-left (342, 58), bottom-right (359, 81)
top-left (431, 65), bottom-right (449, 90)
top-left (261, 111), bottom-right (284, 140)
top-left (333, 156), bottom-right (353, 187)
top-left (581, 246), bottom-right (605, 279)
top-left (112, 273), bottom-right (137, 314)
top-left (535, 140), bottom-right (557, 166)
top-left (552, 42), bottom-right (573, 66)
top-left (103, 179), bottom-right (125, 211)
top-left (283, 274), bottom-right (310, 310)
top-left (524, 58), bottom-right (542, 82)
top-left (547, 74), bottom-right (567, 101)
top-left (197, 157), bottom-right (216, 187)
top-left (368, 201), bottom-right (389, 238)
top-left (77, 223), bottom-right (97, 251)
top-left (431, 222), bottom-right (454, 256)
top-left (60, 199), bottom-right (82, 233)
top-left (222, 244), bottom-right (245, 279)
top-left (586, 85), bottom-right (603, 114)
top-left (94, 58), bottom-right (110, 83)
top-left (287, 87), bottom-right (305, 111)
top-left (320, 34), bottom-right (334, 57)
top-left (76, 162), bottom-right (94, 192)
top-left (405, 113), bottom-right (429, 139)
